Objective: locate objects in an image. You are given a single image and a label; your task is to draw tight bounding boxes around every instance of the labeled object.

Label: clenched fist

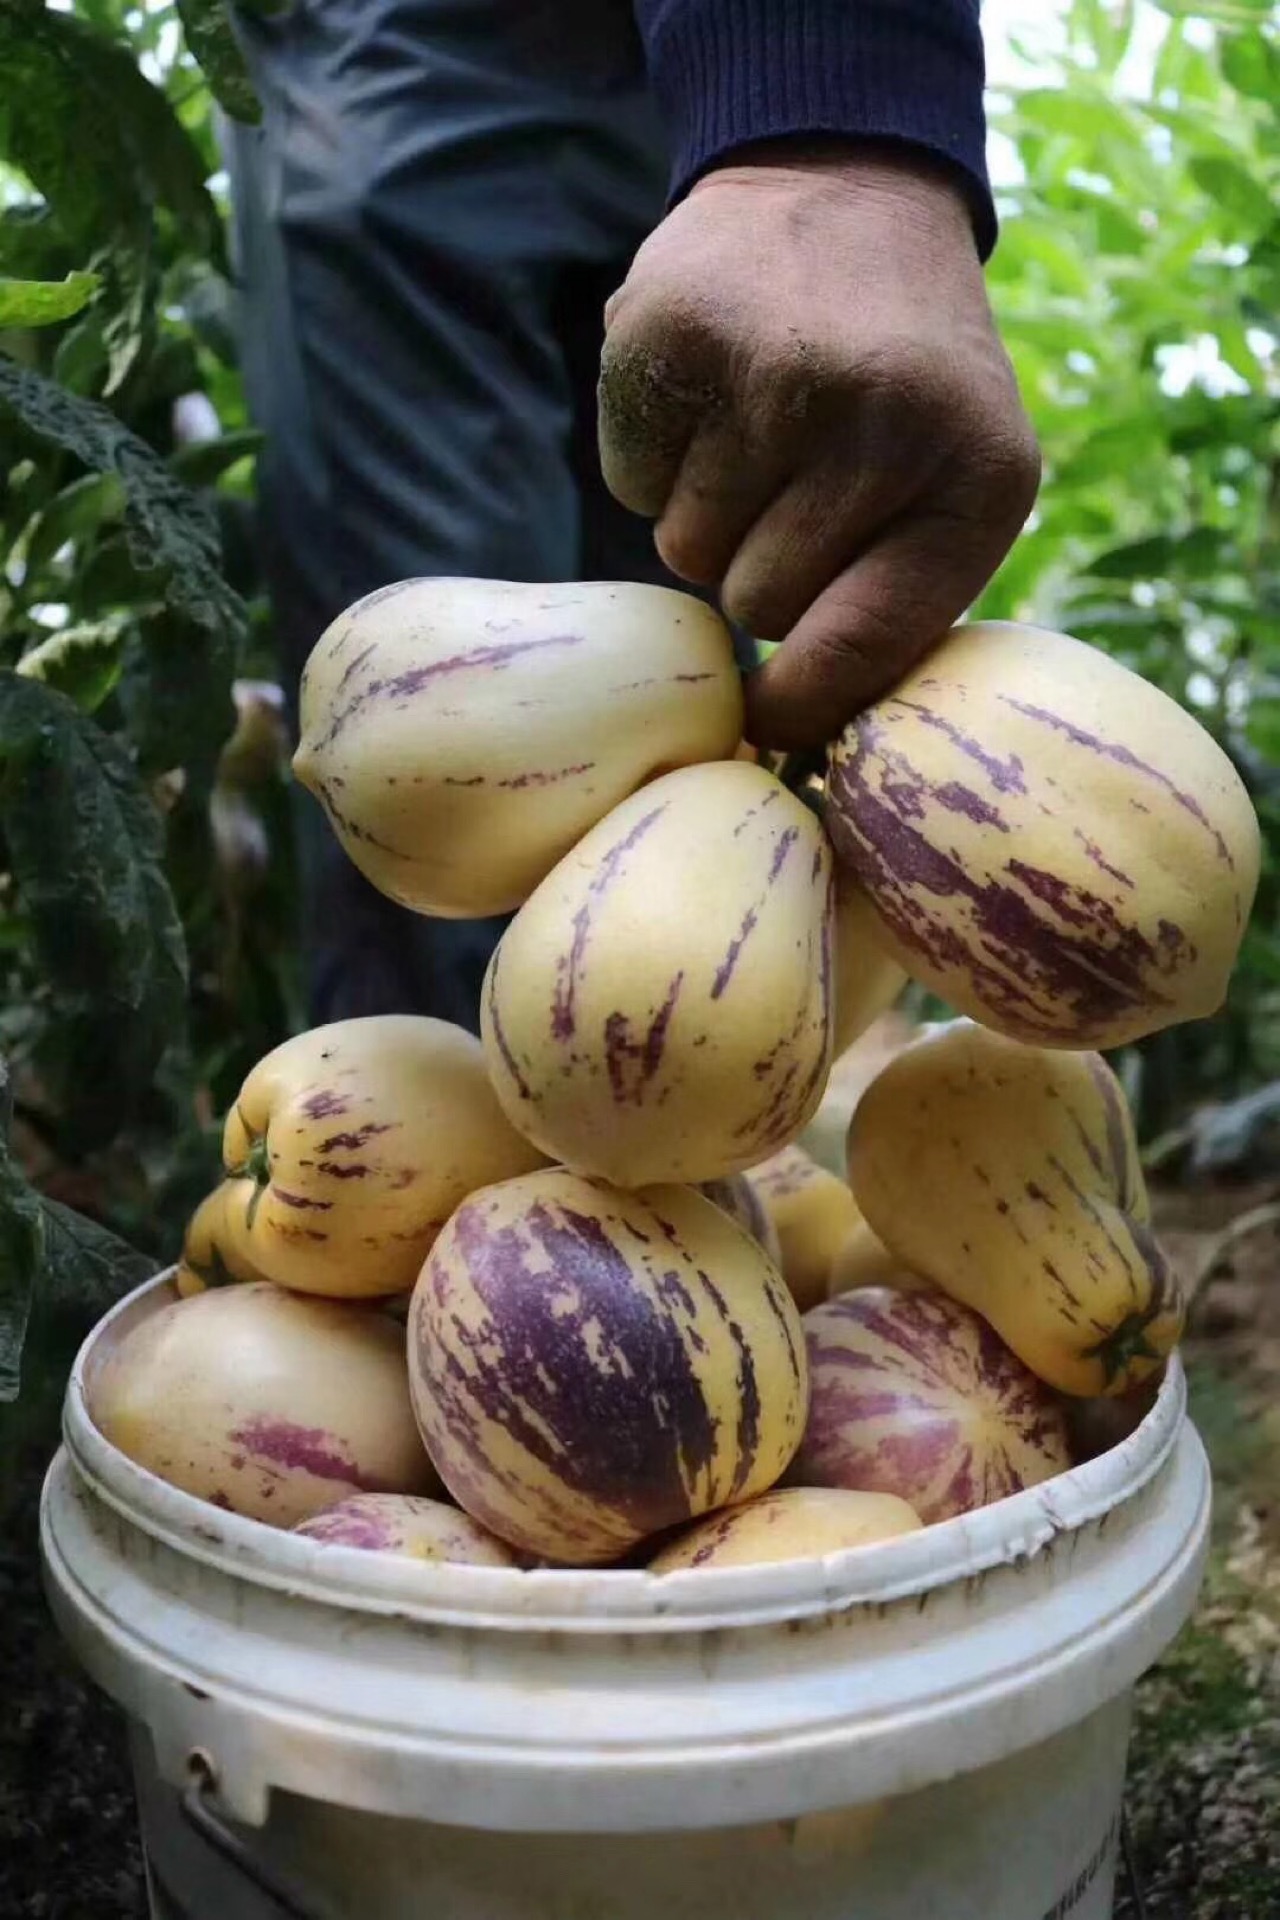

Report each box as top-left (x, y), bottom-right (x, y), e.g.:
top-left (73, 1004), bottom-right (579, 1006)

top-left (598, 147), bottom-right (1040, 749)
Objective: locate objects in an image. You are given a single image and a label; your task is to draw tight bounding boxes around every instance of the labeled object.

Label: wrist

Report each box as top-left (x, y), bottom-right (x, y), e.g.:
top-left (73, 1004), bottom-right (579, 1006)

top-left (692, 137), bottom-right (982, 253)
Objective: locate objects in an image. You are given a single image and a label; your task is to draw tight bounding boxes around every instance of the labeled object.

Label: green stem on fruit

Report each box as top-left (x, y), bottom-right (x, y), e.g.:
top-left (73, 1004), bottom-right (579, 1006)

top-left (1084, 1308), bottom-right (1162, 1390)
top-left (229, 1117), bottom-right (272, 1228)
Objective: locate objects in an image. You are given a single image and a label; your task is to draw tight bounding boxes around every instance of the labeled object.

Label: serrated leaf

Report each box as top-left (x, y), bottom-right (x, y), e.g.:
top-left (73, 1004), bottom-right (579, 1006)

top-left (120, 608), bottom-right (236, 785)
top-left (38, 1195), bottom-right (156, 1325)
top-left (0, 355), bottom-right (245, 647)
top-left (174, 0), bottom-right (262, 124)
top-left (16, 618), bottom-right (128, 713)
top-left (0, 271), bottom-right (100, 330)
top-left (0, 672), bottom-right (186, 1085)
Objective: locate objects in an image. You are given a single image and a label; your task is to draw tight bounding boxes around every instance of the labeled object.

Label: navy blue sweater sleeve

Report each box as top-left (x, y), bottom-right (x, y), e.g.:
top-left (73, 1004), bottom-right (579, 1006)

top-left (633, 0), bottom-right (996, 257)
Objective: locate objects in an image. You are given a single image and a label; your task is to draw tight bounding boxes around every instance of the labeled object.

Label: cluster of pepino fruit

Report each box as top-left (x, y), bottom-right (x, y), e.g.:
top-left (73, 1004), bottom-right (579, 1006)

top-left (93, 581), bottom-right (1260, 1575)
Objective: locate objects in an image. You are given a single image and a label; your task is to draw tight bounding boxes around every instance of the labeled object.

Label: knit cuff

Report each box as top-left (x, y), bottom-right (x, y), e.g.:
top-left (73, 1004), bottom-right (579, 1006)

top-left (636, 0), bottom-right (997, 258)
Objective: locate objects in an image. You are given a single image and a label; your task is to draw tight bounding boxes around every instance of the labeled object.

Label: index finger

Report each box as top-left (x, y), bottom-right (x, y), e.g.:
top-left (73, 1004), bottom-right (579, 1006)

top-left (597, 317), bottom-right (720, 520)
top-left (743, 502), bottom-right (1027, 751)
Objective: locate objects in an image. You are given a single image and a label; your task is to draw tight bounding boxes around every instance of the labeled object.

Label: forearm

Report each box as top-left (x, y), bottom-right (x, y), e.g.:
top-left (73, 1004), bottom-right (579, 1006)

top-left (632, 0), bottom-right (996, 257)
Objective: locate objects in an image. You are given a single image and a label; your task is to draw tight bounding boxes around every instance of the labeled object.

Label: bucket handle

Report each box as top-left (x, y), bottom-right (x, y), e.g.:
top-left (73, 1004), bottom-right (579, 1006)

top-left (181, 1752), bottom-right (329, 1920)
top-left (181, 1750), bottom-right (1150, 1920)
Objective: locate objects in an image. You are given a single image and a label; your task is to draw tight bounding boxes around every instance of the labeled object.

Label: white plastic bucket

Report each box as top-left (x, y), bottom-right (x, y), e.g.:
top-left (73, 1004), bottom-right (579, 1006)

top-left (43, 1273), bottom-right (1210, 1920)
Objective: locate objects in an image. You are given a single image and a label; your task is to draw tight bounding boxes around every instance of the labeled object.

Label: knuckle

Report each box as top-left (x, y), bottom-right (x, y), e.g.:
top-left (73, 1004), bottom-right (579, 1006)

top-left (977, 417), bottom-right (1043, 520)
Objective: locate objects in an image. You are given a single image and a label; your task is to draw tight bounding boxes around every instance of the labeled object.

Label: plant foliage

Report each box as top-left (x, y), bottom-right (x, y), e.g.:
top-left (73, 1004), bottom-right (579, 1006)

top-left (0, 0), bottom-right (1278, 1414)
top-left (980, 0), bottom-right (1280, 1126)
top-left (0, 0), bottom-right (297, 1409)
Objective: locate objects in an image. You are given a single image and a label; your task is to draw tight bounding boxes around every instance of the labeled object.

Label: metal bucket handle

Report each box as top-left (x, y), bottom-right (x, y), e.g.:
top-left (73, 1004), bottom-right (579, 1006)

top-left (181, 1753), bottom-right (326, 1920)
top-left (179, 1748), bottom-right (1150, 1920)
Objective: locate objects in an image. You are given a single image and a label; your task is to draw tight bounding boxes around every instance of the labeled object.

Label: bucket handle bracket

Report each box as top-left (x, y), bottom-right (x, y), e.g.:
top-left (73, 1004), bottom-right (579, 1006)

top-left (181, 1752), bottom-right (329, 1920)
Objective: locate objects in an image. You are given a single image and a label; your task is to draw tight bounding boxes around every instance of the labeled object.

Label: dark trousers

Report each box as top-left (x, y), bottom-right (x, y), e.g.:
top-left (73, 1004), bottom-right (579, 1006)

top-left (224, 0), bottom-right (677, 1031)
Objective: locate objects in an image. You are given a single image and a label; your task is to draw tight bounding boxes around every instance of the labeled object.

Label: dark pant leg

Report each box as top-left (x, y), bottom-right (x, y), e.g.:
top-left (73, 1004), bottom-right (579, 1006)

top-left (224, 0), bottom-right (670, 1030)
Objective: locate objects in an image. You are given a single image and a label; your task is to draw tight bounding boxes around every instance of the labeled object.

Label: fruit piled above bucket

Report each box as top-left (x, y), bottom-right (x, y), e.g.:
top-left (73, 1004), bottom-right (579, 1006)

top-left (90, 582), bottom-right (1259, 1575)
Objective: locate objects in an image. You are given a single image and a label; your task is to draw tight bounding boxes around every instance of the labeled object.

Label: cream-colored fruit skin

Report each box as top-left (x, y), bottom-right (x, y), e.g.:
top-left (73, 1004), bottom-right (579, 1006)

top-left (847, 1021), bottom-right (1181, 1397)
top-left (648, 1487), bottom-right (922, 1572)
top-left (222, 1016), bottom-right (547, 1298)
top-left (91, 1283), bottom-right (437, 1527)
top-left (825, 1221), bottom-right (927, 1300)
top-left (292, 1493), bottom-right (522, 1566)
top-left (481, 762), bottom-right (835, 1186)
top-left (830, 868), bottom-right (908, 1057)
top-left (175, 1181), bottom-right (269, 1297)
top-left (746, 1145), bottom-right (860, 1314)
top-left (293, 578), bottom-right (744, 919)
top-left (697, 1173), bottom-right (783, 1265)
top-left (799, 1008), bottom-right (920, 1177)
top-left (408, 1171), bottom-right (808, 1565)
top-left (826, 619), bottom-right (1261, 1048)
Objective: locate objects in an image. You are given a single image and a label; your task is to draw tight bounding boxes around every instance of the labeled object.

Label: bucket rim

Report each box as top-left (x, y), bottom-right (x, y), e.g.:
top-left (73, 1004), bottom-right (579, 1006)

top-left (60, 1270), bottom-right (1187, 1635)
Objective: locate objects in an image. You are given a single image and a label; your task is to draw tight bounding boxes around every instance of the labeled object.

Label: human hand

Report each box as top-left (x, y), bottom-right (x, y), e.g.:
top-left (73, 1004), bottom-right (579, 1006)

top-left (598, 146), bottom-right (1040, 749)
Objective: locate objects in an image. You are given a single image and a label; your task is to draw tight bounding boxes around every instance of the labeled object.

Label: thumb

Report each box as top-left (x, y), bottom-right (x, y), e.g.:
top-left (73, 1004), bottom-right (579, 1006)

top-left (597, 308), bottom-right (719, 520)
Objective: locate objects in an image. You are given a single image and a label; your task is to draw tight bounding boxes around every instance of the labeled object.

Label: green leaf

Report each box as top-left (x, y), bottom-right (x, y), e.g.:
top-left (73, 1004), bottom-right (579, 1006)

top-left (0, 355), bottom-right (245, 647)
top-left (16, 618), bottom-right (128, 714)
top-left (1073, 0), bottom-right (1136, 75)
top-left (0, 1051), bottom-right (156, 1402)
top-left (21, 471), bottom-right (127, 581)
top-left (0, 206), bottom-right (72, 285)
top-left (0, 9), bottom-right (219, 247)
top-left (94, 231), bottom-right (158, 399)
top-left (170, 427), bottom-right (265, 489)
top-left (38, 1195), bottom-right (156, 1328)
top-left (0, 11), bottom-right (152, 261)
top-left (52, 313), bottom-right (109, 397)
top-left (1177, 525), bottom-right (1235, 579)
top-left (121, 609), bottom-right (237, 785)
top-left (0, 1064), bottom-right (41, 1404)
top-left (1188, 156), bottom-right (1277, 233)
top-left (1083, 535), bottom-right (1177, 580)
top-left (1093, 201), bottom-right (1151, 257)
top-left (1016, 86), bottom-right (1146, 153)
top-left (0, 271), bottom-right (100, 331)
top-left (1053, 419), bottom-right (1167, 487)
top-left (1219, 27), bottom-right (1280, 101)
top-left (0, 673), bottom-right (187, 1094)
top-left (174, 0), bottom-right (262, 125)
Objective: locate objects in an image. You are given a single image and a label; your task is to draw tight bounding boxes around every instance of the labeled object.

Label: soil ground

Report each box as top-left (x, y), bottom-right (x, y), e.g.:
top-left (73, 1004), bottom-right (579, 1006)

top-left (2, 1179), bottom-right (1278, 1919)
